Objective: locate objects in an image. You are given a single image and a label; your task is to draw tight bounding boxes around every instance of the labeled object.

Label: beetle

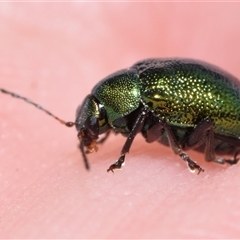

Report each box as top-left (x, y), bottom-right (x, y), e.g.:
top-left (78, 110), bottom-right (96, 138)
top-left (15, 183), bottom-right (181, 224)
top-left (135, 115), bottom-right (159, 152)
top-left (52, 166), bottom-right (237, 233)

top-left (1, 58), bottom-right (240, 174)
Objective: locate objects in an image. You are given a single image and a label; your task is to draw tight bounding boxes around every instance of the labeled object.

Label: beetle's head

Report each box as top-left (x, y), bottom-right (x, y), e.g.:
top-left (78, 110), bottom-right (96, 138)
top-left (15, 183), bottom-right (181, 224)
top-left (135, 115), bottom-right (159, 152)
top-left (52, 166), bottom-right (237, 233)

top-left (75, 94), bottom-right (110, 169)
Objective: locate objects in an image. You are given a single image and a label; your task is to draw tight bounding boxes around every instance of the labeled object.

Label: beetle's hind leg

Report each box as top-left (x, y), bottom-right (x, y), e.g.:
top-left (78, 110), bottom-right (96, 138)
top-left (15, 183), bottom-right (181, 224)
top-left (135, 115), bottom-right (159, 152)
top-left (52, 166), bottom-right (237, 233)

top-left (186, 117), bottom-right (240, 166)
top-left (225, 150), bottom-right (240, 165)
top-left (215, 150), bottom-right (240, 165)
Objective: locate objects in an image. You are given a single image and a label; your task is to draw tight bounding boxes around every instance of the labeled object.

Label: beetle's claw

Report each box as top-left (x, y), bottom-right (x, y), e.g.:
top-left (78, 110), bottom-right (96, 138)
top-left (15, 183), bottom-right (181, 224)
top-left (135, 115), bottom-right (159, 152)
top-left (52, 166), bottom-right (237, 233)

top-left (107, 155), bottom-right (125, 173)
top-left (225, 152), bottom-right (240, 165)
top-left (107, 165), bottom-right (115, 173)
top-left (187, 160), bottom-right (204, 174)
top-left (196, 165), bottom-right (204, 174)
top-left (107, 163), bottom-right (122, 173)
top-left (107, 162), bottom-right (122, 173)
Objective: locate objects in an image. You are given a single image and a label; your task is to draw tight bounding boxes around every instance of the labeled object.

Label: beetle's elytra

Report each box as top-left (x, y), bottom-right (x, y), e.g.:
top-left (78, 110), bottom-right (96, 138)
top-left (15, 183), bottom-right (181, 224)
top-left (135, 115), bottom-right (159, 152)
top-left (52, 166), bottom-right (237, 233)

top-left (2, 58), bottom-right (240, 174)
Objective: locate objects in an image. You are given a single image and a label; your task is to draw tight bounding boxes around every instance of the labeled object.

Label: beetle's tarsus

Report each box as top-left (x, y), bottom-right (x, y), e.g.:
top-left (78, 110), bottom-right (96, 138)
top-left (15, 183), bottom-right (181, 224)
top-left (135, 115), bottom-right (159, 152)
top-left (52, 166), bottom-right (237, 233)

top-left (215, 150), bottom-right (240, 165)
top-left (188, 161), bottom-right (204, 174)
top-left (225, 158), bottom-right (240, 165)
top-left (107, 155), bottom-right (125, 173)
top-left (225, 151), bottom-right (240, 165)
top-left (107, 167), bottom-right (115, 173)
top-left (180, 152), bottom-right (204, 174)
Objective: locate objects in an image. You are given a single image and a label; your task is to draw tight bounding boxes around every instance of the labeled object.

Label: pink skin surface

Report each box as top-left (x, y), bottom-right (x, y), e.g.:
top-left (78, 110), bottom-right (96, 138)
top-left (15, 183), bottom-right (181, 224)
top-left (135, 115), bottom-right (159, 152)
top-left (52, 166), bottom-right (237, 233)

top-left (1, 3), bottom-right (240, 238)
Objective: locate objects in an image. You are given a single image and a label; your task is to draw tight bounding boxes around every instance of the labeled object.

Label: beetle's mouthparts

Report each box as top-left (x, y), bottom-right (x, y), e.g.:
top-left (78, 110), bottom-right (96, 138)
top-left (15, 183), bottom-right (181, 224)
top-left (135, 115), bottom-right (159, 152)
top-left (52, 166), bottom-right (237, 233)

top-left (85, 139), bottom-right (98, 154)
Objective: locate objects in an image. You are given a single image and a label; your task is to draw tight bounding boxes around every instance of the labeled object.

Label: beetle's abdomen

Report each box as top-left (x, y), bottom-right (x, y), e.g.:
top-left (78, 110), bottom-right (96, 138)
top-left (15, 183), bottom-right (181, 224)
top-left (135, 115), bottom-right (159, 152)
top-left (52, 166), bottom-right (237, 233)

top-left (133, 59), bottom-right (240, 138)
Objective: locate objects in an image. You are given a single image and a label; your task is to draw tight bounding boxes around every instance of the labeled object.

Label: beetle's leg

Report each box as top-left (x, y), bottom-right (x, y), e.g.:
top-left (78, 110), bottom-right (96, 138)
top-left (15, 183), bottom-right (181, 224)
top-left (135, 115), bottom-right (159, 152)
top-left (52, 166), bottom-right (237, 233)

top-left (185, 117), bottom-right (240, 166)
top-left (186, 117), bottom-right (216, 162)
top-left (185, 117), bottom-right (237, 165)
top-left (146, 120), bottom-right (204, 174)
top-left (145, 121), bottom-right (165, 143)
top-left (213, 133), bottom-right (240, 165)
top-left (217, 150), bottom-right (240, 165)
top-left (107, 108), bottom-right (148, 172)
top-left (163, 123), bottom-right (204, 174)
top-left (224, 150), bottom-right (240, 165)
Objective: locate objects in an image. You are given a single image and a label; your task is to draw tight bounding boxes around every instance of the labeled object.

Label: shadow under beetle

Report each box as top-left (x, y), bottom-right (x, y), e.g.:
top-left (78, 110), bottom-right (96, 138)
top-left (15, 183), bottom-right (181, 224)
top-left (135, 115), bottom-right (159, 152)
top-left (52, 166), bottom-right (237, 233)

top-left (2, 58), bottom-right (240, 174)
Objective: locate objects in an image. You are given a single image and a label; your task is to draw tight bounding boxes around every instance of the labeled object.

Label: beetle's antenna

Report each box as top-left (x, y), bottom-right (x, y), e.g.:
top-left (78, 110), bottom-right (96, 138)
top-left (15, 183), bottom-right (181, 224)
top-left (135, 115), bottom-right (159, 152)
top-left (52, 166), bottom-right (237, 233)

top-left (80, 140), bottom-right (90, 170)
top-left (0, 88), bottom-right (75, 127)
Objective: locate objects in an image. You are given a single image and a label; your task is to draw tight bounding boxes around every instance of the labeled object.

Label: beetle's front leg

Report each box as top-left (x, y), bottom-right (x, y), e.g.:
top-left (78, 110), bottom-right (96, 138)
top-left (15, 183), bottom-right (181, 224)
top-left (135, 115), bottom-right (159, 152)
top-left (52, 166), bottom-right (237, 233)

top-left (107, 155), bottom-right (126, 173)
top-left (107, 108), bottom-right (149, 173)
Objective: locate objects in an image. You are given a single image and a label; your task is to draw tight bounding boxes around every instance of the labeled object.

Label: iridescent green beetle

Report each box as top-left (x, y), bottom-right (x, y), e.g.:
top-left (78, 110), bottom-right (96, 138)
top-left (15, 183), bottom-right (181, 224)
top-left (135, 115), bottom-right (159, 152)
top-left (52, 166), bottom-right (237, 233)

top-left (2, 58), bottom-right (240, 174)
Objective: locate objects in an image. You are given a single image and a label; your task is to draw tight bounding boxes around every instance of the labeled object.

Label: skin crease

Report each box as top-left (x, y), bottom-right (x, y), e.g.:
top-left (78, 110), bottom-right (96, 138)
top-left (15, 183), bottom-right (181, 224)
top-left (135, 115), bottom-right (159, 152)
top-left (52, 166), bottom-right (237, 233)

top-left (1, 3), bottom-right (240, 238)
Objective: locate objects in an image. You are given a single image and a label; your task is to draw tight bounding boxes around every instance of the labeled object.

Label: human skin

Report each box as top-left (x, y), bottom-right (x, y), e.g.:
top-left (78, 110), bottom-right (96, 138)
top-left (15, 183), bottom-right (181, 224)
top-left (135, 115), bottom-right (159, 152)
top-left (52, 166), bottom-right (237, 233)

top-left (1, 3), bottom-right (240, 238)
